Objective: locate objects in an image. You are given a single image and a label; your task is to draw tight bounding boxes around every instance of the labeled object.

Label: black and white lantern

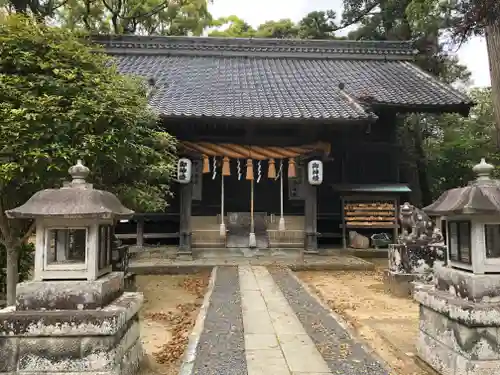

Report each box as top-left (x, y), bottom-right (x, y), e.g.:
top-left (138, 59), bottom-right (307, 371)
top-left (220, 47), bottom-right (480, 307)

top-left (307, 160), bottom-right (323, 185)
top-left (177, 158), bottom-right (192, 184)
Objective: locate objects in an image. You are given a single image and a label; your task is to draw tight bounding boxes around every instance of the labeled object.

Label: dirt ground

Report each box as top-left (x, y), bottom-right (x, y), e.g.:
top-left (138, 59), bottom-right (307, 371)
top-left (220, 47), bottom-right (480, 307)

top-left (136, 273), bottom-right (210, 375)
top-left (297, 259), bottom-right (434, 375)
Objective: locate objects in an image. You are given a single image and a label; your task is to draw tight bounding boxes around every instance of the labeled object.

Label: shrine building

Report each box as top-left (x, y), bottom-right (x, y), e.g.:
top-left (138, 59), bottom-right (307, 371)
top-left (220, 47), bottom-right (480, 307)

top-left (95, 35), bottom-right (472, 254)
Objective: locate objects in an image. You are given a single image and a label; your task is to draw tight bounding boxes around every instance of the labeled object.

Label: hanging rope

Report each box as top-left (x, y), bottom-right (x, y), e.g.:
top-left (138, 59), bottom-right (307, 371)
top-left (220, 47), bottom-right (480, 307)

top-left (275, 159), bottom-right (283, 180)
top-left (237, 159), bottom-right (242, 180)
top-left (220, 173), bottom-right (226, 238)
top-left (212, 156), bottom-right (217, 180)
top-left (279, 159), bottom-right (285, 232)
top-left (257, 160), bottom-right (262, 183)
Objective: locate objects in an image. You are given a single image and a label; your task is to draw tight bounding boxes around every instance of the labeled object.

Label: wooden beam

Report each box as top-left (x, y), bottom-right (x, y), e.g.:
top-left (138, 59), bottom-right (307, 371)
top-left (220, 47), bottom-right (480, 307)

top-left (178, 183), bottom-right (193, 256)
top-left (303, 165), bottom-right (319, 254)
top-left (136, 218), bottom-right (144, 248)
top-left (115, 233), bottom-right (180, 240)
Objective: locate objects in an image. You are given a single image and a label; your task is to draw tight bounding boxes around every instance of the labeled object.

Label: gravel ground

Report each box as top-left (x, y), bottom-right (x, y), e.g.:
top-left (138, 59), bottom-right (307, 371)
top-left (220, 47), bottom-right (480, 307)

top-left (191, 266), bottom-right (247, 375)
top-left (268, 267), bottom-right (390, 375)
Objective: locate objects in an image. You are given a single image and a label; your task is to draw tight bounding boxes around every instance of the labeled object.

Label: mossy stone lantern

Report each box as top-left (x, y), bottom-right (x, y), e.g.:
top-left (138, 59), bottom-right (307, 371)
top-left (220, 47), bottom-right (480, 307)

top-left (6, 160), bottom-right (134, 281)
top-left (424, 158), bottom-right (500, 274)
top-left (415, 160), bottom-right (500, 375)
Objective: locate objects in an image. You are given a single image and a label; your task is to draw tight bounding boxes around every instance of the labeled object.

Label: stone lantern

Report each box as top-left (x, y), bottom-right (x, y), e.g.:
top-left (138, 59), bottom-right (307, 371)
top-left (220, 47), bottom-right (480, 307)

top-left (415, 158), bottom-right (500, 375)
top-left (0, 161), bottom-right (143, 375)
top-left (6, 160), bottom-right (134, 281)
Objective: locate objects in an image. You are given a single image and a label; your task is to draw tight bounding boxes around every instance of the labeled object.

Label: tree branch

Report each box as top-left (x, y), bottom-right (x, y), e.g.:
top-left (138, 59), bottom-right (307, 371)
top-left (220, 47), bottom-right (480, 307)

top-left (121, 0), bottom-right (175, 21)
top-left (17, 221), bottom-right (35, 247)
top-left (334, 2), bottom-right (380, 32)
top-left (0, 200), bottom-right (13, 246)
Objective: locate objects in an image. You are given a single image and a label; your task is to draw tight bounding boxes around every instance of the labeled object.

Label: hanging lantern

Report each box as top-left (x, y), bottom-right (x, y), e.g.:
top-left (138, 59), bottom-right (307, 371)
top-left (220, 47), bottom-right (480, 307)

top-left (177, 158), bottom-right (192, 184)
top-left (307, 160), bottom-right (323, 185)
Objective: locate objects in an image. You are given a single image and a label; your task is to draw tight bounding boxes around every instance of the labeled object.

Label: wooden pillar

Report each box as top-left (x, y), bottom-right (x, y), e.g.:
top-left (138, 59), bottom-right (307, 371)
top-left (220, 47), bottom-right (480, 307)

top-left (304, 182), bottom-right (318, 254)
top-left (178, 183), bottom-right (193, 256)
top-left (136, 218), bottom-right (144, 248)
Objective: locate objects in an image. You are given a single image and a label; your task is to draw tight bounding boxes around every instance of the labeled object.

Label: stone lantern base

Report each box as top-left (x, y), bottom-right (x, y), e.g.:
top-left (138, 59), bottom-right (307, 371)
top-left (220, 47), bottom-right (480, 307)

top-left (414, 265), bottom-right (500, 375)
top-left (0, 272), bottom-right (143, 375)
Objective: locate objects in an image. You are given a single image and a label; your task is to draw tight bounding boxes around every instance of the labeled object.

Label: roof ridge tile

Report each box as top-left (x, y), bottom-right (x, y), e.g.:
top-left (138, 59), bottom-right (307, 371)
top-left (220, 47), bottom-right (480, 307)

top-left (92, 35), bottom-right (418, 60)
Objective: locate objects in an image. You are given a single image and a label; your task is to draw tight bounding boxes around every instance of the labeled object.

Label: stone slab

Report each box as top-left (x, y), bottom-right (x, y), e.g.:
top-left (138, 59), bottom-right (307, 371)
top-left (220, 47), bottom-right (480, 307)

top-left (414, 286), bottom-right (500, 327)
top-left (246, 349), bottom-right (290, 375)
top-left (240, 266), bottom-right (332, 375)
top-left (0, 314), bottom-right (142, 375)
top-left (244, 334), bottom-right (279, 350)
top-left (278, 333), bottom-right (331, 373)
top-left (417, 329), bottom-right (457, 375)
top-left (17, 321), bottom-right (140, 372)
top-left (434, 264), bottom-right (500, 301)
top-left (417, 328), bottom-right (500, 375)
top-left (16, 272), bottom-right (124, 311)
top-left (419, 305), bottom-right (500, 361)
top-left (0, 292), bottom-right (142, 336)
top-left (130, 254), bottom-right (375, 274)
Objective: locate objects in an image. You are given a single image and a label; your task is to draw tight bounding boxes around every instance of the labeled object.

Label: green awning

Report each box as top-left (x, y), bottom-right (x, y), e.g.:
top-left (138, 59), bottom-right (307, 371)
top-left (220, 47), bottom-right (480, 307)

top-left (332, 184), bottom-right (411, 193)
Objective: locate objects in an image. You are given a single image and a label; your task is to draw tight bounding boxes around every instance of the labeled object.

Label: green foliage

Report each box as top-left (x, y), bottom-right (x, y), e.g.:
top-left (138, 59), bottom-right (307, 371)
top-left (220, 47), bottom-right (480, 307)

top-left (425, 88), bottom-right (498, 197)
top-left (344, 0), bottom-right (470, 84)
top-left (405, 0), bottom-right (500, 40)
top-left (256, 19), bottom-right (298, 39)
top-left (297, 10), bottom-right (341, 39)
top-left (4, 0), bottom-right (212, 35)
top-left (0, 14), bottom-right (177, 231)
top-left (209, 15), bottom-right (255, 37)
top-left (209, 10), bottom-right (344, 40)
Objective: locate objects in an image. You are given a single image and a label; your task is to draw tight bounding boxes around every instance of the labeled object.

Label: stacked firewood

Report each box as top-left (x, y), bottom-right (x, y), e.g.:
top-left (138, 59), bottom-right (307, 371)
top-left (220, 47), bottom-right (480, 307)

top-left (344, 201), bottom-right (396, 227)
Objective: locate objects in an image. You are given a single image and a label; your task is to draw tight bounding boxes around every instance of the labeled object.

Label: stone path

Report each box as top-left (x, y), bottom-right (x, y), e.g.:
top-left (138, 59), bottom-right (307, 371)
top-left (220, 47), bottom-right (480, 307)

top-left (188, 266), bottom-right (389, 375)
top-left (240, 265), bottom-right (331, 375)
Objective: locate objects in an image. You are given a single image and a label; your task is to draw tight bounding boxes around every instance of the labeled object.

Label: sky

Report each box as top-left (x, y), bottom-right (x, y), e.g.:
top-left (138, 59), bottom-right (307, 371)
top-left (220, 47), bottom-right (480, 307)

top-left (209, 0), bottom-right (491, 88)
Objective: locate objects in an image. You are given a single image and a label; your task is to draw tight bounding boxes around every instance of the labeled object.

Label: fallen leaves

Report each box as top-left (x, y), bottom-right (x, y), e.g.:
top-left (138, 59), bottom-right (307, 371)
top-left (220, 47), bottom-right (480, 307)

top-left (179, 273), bottom-right (210, 298)
top-left (142, 275), bottom-right (209, 366)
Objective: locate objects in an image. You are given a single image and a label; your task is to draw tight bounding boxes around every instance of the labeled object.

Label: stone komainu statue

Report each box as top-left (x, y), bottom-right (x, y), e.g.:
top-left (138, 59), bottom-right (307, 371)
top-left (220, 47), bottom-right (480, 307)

top-left (398, 202), bottom-right (442, 245)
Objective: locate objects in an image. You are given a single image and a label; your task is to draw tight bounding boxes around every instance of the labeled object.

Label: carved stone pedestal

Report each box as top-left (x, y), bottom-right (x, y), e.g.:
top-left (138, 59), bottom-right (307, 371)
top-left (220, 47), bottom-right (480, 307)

top-left (414, 265), bottom-right (500, 375)
top-left (384, 271), bottom-right (418, 297)
top-left (386, 244), bottom-right (445, 297)
top-left (0, 272), bottom-right (143, 375)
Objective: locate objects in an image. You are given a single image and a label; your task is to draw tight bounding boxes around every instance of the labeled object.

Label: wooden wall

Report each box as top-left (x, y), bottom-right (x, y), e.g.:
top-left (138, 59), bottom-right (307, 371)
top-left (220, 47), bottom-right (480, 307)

top-left (115, 112), bottom-right (402, 244)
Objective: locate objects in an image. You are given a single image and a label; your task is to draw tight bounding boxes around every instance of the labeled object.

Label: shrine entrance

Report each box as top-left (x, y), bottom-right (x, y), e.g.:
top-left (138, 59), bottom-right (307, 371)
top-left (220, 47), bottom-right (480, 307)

top-left (226, 212), bottom-right (269, 248)
top-left (182, 141), bottom-right (330, 250)
top-left (223, 171), bottom-right (281, 248)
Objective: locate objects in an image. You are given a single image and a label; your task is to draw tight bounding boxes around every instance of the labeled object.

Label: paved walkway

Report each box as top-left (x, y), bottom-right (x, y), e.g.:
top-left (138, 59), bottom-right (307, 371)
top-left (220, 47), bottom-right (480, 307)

top-left (189, 266), bottom-right (389, 375)
top-left (240, 266), bottom-right (331, 375)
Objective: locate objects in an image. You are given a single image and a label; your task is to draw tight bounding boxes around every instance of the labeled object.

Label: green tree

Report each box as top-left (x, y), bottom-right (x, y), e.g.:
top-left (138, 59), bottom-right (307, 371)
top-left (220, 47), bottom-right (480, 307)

top-left (210, 11), bottom-right (345, 40)
top-left (255, 19), bottom-right (298, 38)
top-left (298, 10), bottom-right (340, 39)
top-left (3, 0), bottom-right (212, 35)
top-left (340, 0), bottom-right (471, 205)
top-left (209, 15), bottom-right (255, 37)
top-left (0, 14), bottom-right (176, 304)
top-left (425, 87), bottom-right (498, 196)
top-left (344, 0), bottom-right (500, 146)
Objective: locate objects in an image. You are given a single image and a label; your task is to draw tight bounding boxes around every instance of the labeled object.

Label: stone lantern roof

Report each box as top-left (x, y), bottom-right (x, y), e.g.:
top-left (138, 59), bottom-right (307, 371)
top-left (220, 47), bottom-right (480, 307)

top-left (424, 158), bottom-right (500, 216)
top-left (5, 160), bottom-right (134, 219)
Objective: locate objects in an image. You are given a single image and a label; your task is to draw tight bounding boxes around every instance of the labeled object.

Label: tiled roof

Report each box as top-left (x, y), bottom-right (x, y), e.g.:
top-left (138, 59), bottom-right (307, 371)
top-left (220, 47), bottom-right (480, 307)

top-left (95, 35), bottom-right (473, 122)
